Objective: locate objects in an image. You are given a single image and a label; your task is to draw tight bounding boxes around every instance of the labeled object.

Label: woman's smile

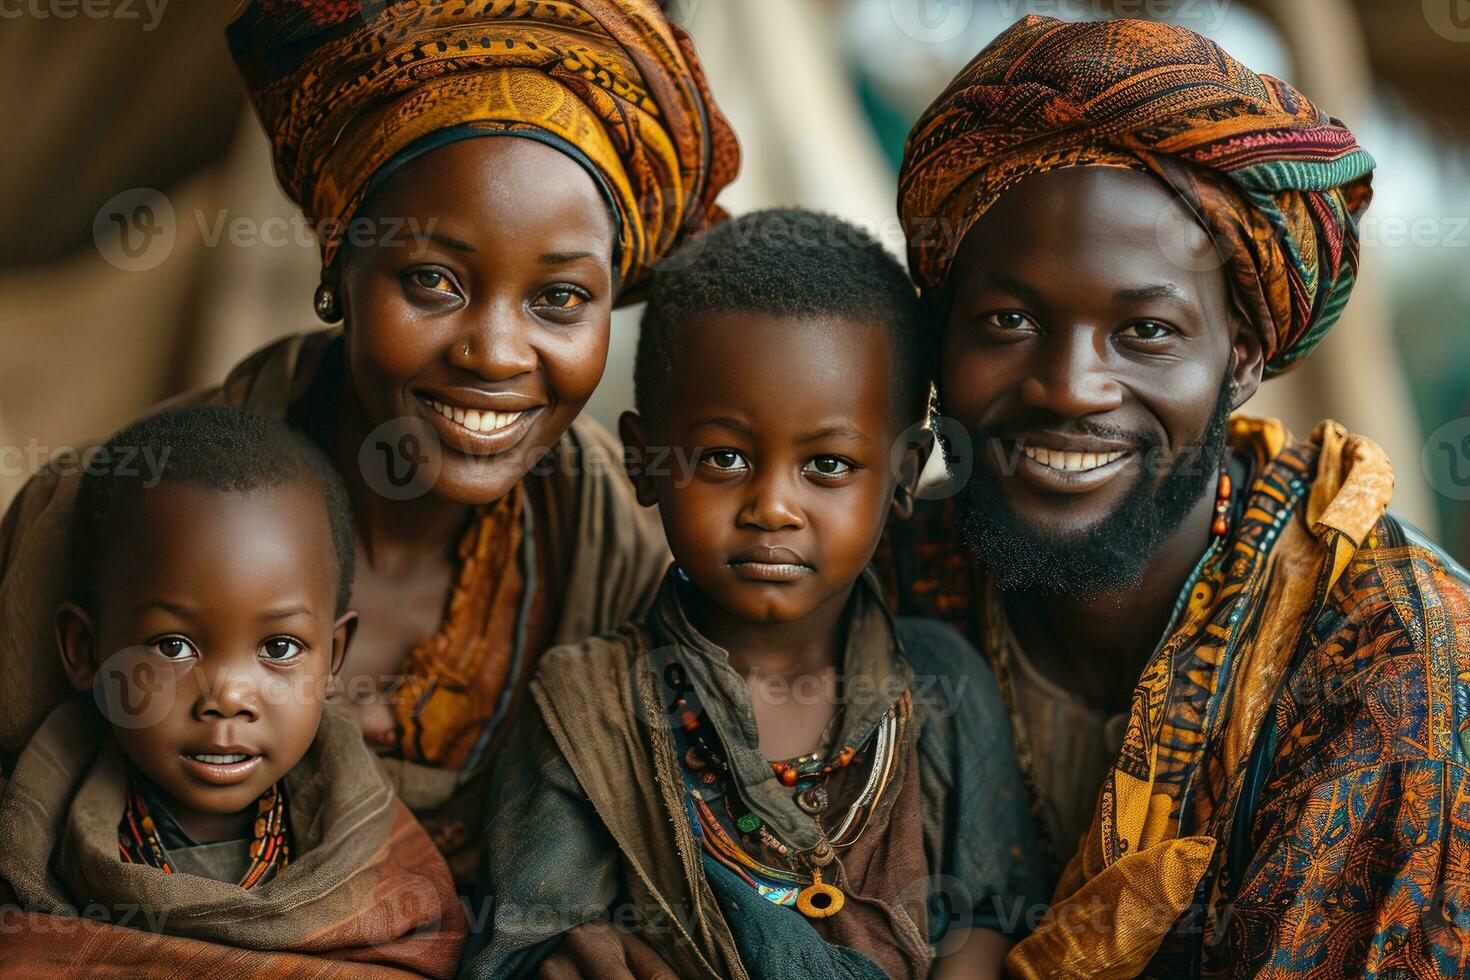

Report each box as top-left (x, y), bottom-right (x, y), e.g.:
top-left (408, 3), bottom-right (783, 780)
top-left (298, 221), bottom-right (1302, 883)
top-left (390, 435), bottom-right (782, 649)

top-left (414, 390), bottom-right (545, 457)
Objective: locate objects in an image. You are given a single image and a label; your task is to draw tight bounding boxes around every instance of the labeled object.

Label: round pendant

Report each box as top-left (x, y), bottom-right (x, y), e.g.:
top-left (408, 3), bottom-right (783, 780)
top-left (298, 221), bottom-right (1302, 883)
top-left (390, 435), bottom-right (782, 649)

top-left (797, 786), bottom-right (829, 815)
top-left (796, 880), bottom-right (845, 918)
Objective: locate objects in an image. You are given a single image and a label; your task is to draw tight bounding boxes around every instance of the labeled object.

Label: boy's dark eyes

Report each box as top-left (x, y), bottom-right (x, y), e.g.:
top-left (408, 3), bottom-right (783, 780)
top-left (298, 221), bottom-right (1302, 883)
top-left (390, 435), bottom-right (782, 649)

top-left (697, 451), bottom-right (858, 479)
top-left (152, 636), bottom-right (197, 660)
top-left (701, 449), bottom-right (748, 471)
top-left (803, 456), bottom-right (853, 478)
top-left (261, 637), bottom-right (305, 661)
top-left (146, 636), bottom-right (306, 661)
top-left (982, 310), bottom-right (1038, 333)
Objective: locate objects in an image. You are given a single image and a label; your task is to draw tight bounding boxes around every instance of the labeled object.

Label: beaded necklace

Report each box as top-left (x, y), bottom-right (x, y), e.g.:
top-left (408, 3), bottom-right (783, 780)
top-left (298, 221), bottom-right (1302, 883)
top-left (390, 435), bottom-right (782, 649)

top-left (662, 657), bottom-right (910, 919)
top-left (118, 779), bottom-right (290, 889)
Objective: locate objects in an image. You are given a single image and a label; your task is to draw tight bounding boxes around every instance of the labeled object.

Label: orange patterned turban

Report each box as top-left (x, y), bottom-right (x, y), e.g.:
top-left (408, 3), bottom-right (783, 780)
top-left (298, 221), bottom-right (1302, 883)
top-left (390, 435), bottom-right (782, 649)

top-left (898, 15), bottom-right (1375, 377)
top-left (228, 0), bottom-right (739, 293)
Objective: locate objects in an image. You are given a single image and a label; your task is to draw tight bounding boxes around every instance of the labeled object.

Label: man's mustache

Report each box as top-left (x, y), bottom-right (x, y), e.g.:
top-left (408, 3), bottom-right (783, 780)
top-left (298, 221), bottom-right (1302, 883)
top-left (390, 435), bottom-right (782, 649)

top-left (972, 419), bottom-right (1159, 450)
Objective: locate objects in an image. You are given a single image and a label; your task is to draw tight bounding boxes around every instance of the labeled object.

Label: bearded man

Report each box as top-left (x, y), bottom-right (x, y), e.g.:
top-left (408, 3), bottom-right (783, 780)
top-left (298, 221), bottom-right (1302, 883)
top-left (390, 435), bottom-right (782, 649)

top-left (890, 15), bottom-right (1470, 978)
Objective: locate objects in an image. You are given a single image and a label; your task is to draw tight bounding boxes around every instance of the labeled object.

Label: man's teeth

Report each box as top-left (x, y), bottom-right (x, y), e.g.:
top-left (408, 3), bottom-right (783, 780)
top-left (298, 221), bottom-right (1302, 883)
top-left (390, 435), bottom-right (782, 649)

top-left (428, 399), bottom-right (525, 434)
top-left (189, 753), bottom-right (249, 764)
top-left (1021, 445), bottom-right (1127, 472)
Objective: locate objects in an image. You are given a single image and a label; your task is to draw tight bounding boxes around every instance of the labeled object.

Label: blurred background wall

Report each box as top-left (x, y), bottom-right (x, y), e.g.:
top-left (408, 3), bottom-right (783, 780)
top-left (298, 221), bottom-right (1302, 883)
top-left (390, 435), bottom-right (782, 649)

top-left (2, 0), bottom-right (1466, 558)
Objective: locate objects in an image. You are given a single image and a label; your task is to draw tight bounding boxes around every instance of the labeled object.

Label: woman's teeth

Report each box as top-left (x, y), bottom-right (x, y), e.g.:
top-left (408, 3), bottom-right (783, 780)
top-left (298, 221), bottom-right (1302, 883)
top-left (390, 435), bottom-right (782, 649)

top-left (427, 399), bottom-right (525, 434)
top-left (1022, 445), bottom-right (1127, 472)
top-left (188, 752), bottom-right (250, 764)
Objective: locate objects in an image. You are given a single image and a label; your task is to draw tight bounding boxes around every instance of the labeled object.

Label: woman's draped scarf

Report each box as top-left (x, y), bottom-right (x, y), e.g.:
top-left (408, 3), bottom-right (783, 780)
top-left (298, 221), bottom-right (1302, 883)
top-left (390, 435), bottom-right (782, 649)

top-left (227, 0), bottom-right (740, 294)
top-left (897, 14), bottom-right (1375, 377)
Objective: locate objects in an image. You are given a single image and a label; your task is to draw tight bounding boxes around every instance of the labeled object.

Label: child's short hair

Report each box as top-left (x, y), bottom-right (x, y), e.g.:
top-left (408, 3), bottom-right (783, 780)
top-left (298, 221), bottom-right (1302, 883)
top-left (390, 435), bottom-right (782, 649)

top-left (635, 208), bottom-right (931, 423)
top-left (67, 405), bottom-right (356, 615)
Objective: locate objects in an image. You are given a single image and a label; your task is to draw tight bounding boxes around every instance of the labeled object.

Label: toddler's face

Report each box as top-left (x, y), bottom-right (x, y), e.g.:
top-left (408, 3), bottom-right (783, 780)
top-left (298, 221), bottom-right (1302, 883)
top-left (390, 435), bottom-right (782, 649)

top-left (62, 481), bottom-right (352, 838)
top-left (629, 311), bottom-right (919, 626)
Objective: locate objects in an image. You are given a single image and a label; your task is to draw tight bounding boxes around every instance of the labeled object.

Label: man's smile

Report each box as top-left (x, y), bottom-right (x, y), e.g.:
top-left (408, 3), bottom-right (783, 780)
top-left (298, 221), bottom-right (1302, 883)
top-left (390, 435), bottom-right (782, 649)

top-left (992, 434), bottom-right (1142, 496)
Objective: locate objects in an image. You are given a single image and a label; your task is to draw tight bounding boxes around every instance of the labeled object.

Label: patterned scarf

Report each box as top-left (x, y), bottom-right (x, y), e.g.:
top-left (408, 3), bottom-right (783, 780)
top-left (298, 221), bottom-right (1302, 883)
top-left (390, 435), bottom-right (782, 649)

top-left (393, 485), bottom-right (530, 770)
top-left (898, 14), bottom-right (1374, 377)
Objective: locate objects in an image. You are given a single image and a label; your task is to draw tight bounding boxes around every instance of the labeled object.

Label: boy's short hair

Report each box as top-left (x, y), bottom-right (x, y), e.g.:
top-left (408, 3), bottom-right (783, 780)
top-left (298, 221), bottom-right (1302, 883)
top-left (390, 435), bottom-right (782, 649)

top-left (635, 208), bottom-right (931, 424)
top-left (67, 405), bottom-right (356, 615)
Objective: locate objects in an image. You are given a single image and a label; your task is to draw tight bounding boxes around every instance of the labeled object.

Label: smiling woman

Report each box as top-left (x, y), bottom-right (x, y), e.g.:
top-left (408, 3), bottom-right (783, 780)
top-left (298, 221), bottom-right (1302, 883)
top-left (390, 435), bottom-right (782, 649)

top-left (0, 0), bottom-right (738, 889)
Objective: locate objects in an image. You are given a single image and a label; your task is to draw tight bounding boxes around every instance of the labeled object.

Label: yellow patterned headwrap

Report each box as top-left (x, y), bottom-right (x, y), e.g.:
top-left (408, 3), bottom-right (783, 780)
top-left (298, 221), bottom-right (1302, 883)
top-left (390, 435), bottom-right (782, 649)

top-left (227, 0), bottom-right (740, 292)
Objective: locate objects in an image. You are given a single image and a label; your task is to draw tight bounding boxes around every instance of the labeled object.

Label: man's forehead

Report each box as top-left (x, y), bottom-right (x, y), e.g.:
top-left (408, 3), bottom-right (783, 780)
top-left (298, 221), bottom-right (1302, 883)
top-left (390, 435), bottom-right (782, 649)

top-left (947, 167), bottom-right (1221, 300)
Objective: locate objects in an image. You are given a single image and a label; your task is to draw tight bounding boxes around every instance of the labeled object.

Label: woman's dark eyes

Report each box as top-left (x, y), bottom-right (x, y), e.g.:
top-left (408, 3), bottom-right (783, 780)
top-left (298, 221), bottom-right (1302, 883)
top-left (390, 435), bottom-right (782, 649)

top-left (403, 272), bottom-right (591, 311)
top-left (535, 286), bottom-right (590, 310)
top-left (408, 269), bottom-right (457, 295)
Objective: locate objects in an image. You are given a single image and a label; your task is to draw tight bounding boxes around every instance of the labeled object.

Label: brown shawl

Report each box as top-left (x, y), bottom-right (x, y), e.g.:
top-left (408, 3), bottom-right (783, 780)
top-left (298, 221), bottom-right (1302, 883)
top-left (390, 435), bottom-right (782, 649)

top-left (0, 702), bottom-right (465, 978)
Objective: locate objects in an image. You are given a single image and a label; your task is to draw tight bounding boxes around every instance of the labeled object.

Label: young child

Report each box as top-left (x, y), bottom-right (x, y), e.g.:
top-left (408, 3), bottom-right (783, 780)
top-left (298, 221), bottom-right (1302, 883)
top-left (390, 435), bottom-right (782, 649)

top-left (0, 405), bottom-right (465, 977)
top-left (467, 210), bottom-right (1046, 979)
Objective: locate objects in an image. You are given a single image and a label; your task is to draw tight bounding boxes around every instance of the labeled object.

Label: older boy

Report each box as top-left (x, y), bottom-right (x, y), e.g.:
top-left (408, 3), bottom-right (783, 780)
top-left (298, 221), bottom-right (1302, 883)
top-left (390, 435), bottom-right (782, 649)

top-left (466, 210), bottom-right (1046, 979)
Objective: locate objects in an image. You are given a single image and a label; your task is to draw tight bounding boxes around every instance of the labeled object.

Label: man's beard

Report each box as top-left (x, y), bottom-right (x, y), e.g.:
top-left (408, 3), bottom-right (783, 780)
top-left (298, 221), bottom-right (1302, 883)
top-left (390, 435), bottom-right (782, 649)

top-left (953, 373), bottom-right (1234, 597)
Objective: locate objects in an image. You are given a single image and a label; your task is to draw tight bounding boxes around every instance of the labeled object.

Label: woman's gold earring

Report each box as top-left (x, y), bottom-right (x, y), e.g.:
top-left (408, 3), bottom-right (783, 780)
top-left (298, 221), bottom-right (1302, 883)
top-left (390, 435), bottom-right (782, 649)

top-left (314, 283), bottom-right (343, 323)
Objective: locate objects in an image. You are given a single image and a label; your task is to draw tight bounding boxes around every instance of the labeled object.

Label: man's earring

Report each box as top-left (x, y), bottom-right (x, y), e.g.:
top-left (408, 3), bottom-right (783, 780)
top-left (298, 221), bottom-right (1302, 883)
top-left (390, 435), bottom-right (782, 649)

top-left (314, 283), bottom-right (343, 323)
top-left (1212, 458), bottom-right (1232, 537)
top-left (894, 482), bottom-right (915, 517)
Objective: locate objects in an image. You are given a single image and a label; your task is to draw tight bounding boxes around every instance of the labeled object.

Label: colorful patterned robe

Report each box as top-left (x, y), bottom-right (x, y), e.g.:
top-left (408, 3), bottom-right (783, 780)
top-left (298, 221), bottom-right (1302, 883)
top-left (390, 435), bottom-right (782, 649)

top-left (888, 417), bottom-right (1470, 978)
